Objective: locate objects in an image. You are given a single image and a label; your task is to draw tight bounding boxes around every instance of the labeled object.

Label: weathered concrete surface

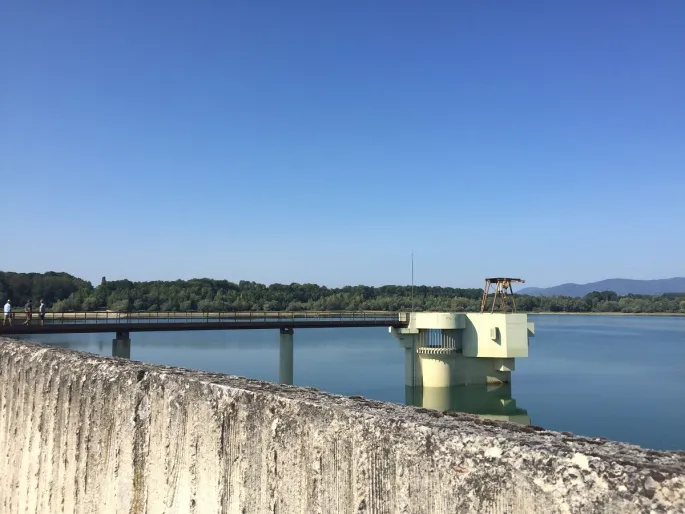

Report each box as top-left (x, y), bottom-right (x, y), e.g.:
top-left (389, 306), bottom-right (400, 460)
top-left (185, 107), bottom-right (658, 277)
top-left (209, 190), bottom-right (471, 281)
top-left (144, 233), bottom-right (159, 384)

top-left (0, 339), bottom-right (684, 514)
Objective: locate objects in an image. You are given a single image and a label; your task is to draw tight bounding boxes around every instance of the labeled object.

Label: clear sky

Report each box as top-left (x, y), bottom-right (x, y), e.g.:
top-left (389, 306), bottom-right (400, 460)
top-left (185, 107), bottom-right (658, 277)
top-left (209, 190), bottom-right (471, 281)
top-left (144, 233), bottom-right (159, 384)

top-left (1, 1), bottom-right (683, 288)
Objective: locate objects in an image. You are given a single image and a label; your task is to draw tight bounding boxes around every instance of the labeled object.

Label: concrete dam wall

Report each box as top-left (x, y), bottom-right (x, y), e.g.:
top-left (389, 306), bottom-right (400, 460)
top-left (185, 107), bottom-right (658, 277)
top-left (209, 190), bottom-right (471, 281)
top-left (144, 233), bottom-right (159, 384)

top-left (0, 339), bottom-right (684, 513)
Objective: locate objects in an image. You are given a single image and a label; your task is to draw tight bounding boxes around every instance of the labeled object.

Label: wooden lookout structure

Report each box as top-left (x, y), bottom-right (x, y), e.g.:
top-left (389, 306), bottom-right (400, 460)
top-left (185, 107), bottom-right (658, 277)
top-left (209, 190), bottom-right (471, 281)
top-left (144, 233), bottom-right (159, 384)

top-left (480, 278), bottom-right (525, 313)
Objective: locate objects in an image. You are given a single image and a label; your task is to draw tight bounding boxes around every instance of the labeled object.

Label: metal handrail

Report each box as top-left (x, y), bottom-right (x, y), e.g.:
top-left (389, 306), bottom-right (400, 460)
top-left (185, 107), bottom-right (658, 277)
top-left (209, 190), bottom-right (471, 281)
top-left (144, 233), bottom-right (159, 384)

top-left (2, 310), bottom-right (409, 326)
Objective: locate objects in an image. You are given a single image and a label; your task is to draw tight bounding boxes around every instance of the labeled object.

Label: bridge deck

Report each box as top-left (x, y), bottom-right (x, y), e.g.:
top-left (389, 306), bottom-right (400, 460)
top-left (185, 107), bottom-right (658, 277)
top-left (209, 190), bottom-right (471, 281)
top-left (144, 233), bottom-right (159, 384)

top-left (0, 311), bottom-right (409, 335)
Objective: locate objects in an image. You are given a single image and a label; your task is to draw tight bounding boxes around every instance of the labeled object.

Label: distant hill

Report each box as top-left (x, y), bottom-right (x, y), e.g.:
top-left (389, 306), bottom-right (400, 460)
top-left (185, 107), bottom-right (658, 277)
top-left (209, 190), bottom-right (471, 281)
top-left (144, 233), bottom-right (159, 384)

top-left (519, 278), bottom-right (685, 297)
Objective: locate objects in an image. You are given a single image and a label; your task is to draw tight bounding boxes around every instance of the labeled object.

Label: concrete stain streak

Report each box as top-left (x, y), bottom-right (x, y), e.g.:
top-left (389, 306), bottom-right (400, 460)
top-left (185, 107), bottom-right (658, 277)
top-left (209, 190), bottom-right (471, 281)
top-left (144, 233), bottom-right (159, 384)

top-left (0, 338), bottom-right (684, 513)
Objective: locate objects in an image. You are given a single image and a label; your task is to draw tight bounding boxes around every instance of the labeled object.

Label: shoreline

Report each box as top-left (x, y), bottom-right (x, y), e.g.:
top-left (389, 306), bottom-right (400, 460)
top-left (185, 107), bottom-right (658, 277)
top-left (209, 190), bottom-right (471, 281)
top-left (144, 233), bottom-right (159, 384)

top-left (527, 311), bottom-right (685, 317)
top-left (9, 310), bottom-right (685, 320)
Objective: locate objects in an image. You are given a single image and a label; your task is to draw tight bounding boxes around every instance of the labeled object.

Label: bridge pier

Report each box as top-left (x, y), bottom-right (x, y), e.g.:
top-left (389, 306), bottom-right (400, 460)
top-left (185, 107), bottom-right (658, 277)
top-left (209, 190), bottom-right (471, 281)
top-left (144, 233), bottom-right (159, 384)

top-left (279, 327), bottom-right (294, 385)
top-left (390, 312), bottom-right (534, 388)
top-left (112, 331), bottom-right (131, 359)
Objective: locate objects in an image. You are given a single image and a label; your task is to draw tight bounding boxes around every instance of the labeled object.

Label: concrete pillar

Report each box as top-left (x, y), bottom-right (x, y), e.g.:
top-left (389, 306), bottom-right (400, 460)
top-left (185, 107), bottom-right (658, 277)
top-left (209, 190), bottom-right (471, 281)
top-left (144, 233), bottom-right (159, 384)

top-left (404, 385), bottom-right (420, 407)
top-left (394, 334), bottom-right (420, 387)
top-left (279, 328), bottom-right (294, 385)
top-left (112, 331), bottom-right (131, 359)
top-left (404, 346), bottom-right (414, 387)
top-left (413, 384), bottom-right (531, 425)
top-left (417, 348), bottom-right (456, 388)
top-left (421, 386), bottom-right (451, 411)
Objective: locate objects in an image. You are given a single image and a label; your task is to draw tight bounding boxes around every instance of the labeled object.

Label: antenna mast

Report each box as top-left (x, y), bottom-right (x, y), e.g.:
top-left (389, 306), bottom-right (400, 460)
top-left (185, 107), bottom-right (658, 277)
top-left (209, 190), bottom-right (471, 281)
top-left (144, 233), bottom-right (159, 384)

top-left (411, 251), bottom-right (414, 313)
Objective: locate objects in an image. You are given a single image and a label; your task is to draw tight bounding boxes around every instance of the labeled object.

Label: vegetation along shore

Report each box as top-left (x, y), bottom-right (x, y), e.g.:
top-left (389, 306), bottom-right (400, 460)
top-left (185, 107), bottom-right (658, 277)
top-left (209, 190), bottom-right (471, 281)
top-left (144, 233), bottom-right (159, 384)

top-left (1, 271), bottom-right (684, 315)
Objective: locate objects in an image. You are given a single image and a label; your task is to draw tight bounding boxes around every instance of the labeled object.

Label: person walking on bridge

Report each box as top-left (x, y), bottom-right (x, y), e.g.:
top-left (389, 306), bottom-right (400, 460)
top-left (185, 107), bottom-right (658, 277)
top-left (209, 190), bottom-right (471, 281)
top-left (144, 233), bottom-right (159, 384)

top-left (2, 300), bottom-right (11, 327)
top-left (39, 299), bottom-right (46, 326)
top-left (24, 299), bottom-right (32, 325)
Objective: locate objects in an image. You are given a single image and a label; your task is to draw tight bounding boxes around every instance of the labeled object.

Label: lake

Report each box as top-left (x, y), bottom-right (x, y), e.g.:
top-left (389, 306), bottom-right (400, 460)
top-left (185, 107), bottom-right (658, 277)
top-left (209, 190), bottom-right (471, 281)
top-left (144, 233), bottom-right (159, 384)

top-left (15, 314), bottom-right (685, 451)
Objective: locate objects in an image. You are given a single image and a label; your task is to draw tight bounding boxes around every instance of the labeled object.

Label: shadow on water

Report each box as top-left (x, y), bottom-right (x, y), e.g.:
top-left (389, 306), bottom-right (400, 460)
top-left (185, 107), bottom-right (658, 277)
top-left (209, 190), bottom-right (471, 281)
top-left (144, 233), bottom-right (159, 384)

top-left (405, 383), bottom-right (531, 425)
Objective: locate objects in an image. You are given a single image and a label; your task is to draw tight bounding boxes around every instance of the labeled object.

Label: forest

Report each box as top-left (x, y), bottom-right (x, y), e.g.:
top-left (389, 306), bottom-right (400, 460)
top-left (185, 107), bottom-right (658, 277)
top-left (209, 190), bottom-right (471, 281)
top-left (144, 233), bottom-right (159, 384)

top-left (1, 271), bottom-right (684, 314)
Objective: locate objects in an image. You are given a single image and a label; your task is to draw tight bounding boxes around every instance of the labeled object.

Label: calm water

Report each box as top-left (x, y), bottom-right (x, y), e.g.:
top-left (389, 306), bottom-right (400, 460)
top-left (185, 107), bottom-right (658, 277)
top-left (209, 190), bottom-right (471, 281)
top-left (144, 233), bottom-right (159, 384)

top-left (14, 315), bottom-right (685, 450)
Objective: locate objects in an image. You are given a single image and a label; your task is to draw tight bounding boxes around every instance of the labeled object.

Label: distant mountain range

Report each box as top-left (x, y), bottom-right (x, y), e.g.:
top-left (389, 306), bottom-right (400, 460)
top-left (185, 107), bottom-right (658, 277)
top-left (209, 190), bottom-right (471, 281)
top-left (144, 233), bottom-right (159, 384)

top-left (518, 278), bottom-right (685, 297)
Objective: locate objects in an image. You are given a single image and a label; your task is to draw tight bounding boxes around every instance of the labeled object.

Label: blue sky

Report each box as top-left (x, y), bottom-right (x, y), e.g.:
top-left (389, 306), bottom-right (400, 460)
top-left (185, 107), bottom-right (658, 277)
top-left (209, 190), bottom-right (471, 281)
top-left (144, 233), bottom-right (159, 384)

top-left (1, 1), bottom-right (683, 288)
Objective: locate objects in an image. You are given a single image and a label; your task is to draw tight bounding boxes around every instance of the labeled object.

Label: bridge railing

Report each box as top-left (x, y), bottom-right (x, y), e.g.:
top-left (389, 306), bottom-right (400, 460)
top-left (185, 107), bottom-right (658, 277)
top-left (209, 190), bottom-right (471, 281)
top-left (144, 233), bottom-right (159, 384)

top-left (4, 311), bottom-right (409, 326)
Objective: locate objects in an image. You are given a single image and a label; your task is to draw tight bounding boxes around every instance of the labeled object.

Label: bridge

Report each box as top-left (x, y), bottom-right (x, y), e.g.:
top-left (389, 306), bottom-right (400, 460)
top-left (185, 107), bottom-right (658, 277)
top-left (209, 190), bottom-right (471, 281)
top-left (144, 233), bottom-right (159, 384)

top-left (0, 310), bottom-right (408, 335)
top-left (1, 311), bottom-right (409, 385)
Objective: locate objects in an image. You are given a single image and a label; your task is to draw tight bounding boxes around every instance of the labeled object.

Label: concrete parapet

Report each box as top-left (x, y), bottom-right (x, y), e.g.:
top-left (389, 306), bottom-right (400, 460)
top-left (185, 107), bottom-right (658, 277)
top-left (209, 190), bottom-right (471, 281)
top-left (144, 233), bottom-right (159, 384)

top-left (1, 338), bottom-right (684, 513)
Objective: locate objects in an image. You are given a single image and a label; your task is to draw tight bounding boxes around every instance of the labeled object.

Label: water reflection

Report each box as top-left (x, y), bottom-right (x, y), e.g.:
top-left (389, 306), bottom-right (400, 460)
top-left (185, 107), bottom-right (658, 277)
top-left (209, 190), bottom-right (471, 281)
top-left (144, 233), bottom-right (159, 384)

top-left (406, 383), bottom-right (531, 425)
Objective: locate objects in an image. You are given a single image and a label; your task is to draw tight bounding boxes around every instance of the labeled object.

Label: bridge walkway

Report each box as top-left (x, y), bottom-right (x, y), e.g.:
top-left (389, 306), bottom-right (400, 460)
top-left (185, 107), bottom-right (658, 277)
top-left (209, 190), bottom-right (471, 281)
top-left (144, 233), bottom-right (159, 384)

top-left (0, 311), bottom-right (409, 335)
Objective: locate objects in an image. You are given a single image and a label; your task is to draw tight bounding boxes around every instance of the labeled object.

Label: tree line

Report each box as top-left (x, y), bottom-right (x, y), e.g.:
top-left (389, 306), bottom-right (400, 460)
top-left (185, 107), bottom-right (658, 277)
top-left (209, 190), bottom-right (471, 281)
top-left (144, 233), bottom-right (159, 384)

top-left (1, 271), bottom-right (684, 314)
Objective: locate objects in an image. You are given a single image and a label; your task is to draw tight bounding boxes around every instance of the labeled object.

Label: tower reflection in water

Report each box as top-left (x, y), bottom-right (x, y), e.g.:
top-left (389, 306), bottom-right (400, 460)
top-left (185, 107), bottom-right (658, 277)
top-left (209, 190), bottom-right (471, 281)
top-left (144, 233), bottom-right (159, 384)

top-left (405, 383), bottom-right (531, 425)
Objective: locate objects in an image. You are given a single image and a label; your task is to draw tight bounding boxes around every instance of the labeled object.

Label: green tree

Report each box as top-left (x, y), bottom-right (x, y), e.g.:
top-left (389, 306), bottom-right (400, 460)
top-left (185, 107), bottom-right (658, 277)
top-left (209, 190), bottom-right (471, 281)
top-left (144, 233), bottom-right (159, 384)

top-left (4, 270), bottom-right (685, 315)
